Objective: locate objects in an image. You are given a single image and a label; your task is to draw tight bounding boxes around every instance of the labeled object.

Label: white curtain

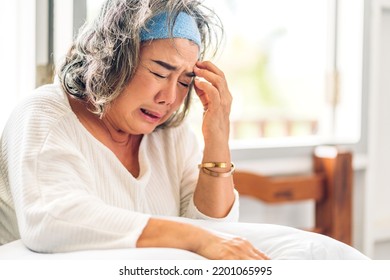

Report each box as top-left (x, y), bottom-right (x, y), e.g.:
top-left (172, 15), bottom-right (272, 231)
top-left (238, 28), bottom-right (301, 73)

top-left (0, 0), bottom-right (36, 133)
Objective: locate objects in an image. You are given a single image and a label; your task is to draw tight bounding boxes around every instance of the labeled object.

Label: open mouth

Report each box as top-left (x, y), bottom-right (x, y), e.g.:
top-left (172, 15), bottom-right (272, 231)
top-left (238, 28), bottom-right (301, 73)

top-left (141, 108), bottom-right (160, 119)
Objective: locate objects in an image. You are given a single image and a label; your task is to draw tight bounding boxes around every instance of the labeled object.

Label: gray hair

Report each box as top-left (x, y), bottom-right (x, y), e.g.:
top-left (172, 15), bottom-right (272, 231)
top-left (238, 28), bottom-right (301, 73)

top-left (58, 0), bottom-right (223, 128)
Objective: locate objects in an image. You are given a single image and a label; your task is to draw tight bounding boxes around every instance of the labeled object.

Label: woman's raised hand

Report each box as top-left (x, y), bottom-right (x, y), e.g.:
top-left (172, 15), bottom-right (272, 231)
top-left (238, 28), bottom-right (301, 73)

top-left (193, 61), bottom-right (232, 144)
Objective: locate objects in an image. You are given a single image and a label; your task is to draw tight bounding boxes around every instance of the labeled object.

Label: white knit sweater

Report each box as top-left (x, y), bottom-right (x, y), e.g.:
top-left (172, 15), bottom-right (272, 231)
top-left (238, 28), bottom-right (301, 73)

top-left (0, 83), bottom-right (239, 252)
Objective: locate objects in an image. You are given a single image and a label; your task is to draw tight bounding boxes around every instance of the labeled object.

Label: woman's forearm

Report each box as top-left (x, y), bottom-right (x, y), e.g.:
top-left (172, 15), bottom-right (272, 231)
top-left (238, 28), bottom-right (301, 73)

top-left (136, 217), bottom-right (269, 260)
top-left (192, 61), bottom-right (236, 218)
top-left (136, 218), bottom-right (204, 252)
top-left (193, 141), bottom-right (235, 218)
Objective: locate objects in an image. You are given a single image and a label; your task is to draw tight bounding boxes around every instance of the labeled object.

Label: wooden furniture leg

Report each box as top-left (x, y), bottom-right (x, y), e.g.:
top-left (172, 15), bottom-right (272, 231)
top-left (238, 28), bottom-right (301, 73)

top-left (313, 147), bottom-right (353, 245)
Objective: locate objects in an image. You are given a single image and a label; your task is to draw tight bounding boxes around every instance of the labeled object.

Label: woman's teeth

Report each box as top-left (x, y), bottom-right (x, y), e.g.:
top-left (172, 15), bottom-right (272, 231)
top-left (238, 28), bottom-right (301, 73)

top-left (141, 108), bottom-right (158, 118)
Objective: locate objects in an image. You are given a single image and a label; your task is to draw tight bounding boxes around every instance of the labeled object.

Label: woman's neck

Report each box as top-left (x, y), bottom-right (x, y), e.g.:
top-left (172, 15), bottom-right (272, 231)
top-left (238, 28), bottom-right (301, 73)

top-left (67, 96), bottom-right (143, 176)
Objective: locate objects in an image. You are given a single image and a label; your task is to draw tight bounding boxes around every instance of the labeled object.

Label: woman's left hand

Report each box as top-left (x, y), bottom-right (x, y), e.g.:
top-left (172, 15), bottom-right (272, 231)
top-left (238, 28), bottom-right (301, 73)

top-left (192, 61), bottom-right (234, 218)
top-left (193, 61), bottom-right (232, 144)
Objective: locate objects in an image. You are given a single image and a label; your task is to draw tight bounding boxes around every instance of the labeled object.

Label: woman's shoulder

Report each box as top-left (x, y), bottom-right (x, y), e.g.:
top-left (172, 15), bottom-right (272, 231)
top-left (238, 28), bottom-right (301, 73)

top-left (2, 83), bottom-right (73, 139)
top-left (8, 83), bottom-right (72, 126)
top-left (18, 83), bottom-right (70, 113)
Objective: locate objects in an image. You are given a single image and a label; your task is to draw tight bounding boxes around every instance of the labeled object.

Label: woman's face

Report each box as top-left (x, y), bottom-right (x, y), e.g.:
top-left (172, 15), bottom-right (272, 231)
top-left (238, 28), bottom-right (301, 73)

top-left (105, 38), bottom-right (199, 135)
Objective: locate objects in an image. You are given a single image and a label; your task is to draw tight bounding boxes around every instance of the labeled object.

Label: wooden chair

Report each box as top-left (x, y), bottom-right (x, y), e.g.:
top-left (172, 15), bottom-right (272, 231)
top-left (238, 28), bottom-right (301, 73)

top-left (233, 146), bottom-right (353, 245)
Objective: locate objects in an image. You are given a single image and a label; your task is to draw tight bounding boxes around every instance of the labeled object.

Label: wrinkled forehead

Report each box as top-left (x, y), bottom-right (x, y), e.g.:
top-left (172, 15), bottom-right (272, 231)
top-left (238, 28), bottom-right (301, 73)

top-left (140, 38), bottom-right (199, 68)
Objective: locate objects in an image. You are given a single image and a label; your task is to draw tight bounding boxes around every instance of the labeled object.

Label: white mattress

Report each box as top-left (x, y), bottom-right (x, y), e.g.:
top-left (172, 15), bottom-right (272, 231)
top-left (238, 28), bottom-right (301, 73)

top-left (0, 218), bottom-right (368, 260)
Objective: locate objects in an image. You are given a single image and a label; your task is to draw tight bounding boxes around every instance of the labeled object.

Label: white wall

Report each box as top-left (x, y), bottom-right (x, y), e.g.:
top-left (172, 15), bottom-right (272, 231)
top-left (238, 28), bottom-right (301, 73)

top-left (0, 0), bottom-right (36, 132)
top-left (365, 0), bottom-right (390, 256)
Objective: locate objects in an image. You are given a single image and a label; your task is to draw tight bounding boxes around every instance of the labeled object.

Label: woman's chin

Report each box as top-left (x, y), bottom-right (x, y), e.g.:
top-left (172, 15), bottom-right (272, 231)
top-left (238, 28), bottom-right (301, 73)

top-left (136, 123), bottom-right (161, 135)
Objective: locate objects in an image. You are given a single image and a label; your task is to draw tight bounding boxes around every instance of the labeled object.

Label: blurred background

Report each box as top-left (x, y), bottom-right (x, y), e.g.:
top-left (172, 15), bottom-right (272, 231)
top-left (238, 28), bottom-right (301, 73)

top-left (0, 0), bottom-right (389, 259)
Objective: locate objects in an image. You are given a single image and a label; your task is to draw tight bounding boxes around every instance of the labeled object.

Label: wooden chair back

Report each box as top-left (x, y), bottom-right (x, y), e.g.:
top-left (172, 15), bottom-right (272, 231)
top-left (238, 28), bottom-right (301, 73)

top-left (233, 146), bottom-right (353, 245)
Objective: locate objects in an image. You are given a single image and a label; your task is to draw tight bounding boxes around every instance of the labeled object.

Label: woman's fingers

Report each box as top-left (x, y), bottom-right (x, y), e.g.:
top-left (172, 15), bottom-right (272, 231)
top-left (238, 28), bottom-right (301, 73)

top-left (199, 234), bottom-right (271, 260)
top-left (193, 61), bottom-right (232, 112)
top-left (194, 78), bottom-right (217, 110)
top-left (252, 247), bottom-right (271, 260)
top-left (236, 238), bottom-right (270, 260)
top-left (194, 61), bottom-right (228, 94)
top-left (196, 60), bottom-right (225, 80)
top-left (192, 60), bottom-right (232, 141)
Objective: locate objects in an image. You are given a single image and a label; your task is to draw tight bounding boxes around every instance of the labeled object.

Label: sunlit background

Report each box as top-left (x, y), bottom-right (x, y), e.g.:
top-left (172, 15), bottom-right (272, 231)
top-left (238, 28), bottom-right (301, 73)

top-left (4, 0), bottom-right (390, 259)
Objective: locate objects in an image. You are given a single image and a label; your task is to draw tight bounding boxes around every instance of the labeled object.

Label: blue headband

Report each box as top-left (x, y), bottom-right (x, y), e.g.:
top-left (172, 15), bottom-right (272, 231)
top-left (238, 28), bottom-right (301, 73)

top-left (140, 11), bottom-right (201, 48)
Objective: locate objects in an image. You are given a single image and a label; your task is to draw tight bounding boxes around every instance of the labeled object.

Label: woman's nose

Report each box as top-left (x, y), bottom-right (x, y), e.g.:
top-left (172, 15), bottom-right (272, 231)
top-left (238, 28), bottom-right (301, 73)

top-left (155, 82), bottom-right (177, 105)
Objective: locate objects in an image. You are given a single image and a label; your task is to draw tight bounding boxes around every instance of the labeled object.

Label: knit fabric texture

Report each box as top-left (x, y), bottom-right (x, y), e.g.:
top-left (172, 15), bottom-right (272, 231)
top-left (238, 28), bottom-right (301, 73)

top-left (140, 11), bottom-right (201, 47)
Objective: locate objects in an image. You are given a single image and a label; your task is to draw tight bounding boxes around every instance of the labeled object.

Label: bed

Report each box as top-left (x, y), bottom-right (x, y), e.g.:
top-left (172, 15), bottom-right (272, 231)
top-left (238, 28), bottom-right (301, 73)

top-left (0, 218), bottom-right (364, 260)
top-left (0, 146), bottom-right (364, 260)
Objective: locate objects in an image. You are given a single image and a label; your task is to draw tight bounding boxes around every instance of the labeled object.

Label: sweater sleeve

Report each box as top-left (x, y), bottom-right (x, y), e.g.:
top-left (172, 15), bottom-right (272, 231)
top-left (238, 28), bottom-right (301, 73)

top-left (177, 123), bottom-right (239, 222)
top-left (2, 92), bottom-right (150, 253)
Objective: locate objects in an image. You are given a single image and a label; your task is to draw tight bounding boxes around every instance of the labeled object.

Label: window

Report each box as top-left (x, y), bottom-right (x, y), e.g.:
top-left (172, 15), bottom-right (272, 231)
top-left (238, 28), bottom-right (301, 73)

top-left (191, 0), bottom-right (330, 144)
top-left (187, 0), bottom-right (364, 149)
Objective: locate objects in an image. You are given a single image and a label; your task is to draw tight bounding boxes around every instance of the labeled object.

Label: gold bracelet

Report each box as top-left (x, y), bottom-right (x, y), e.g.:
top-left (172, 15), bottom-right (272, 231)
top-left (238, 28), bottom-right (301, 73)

top-left (200, 163), bottom-right (235, 177)
top-left (198, 162), bottom-right (229, 168)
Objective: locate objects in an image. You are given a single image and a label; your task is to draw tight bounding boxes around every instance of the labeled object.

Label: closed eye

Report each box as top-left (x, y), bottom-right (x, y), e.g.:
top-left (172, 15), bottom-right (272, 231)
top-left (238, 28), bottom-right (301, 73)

top-left (178, 81), bottom-right (189, 88)
top-left (179, 77), bottom-right (194, 88)
top-left (149, 70), bottom-right (167, 79)
top-left (148, 67), bottom-right (192, 88)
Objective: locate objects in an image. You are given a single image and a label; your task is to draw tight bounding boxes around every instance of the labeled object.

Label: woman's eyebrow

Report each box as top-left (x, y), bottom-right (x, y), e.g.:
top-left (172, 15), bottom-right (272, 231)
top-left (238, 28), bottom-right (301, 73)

top-left (152, 59), bottom-right (195, 78)
top-left (152, 59), bottom-right (176, 71)
top-left (185, 71), bottom-right (196, 78)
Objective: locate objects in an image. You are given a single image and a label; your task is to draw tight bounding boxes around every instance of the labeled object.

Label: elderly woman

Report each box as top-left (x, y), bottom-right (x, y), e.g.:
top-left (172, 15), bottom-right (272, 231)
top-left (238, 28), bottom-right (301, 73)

top-left (0, 0), bottom-right (367, 260)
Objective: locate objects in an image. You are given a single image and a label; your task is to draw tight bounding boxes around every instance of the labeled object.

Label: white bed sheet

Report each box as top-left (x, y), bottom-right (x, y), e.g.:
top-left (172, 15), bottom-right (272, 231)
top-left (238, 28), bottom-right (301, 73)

top-left (0, 218), bottom-right (368, 260)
